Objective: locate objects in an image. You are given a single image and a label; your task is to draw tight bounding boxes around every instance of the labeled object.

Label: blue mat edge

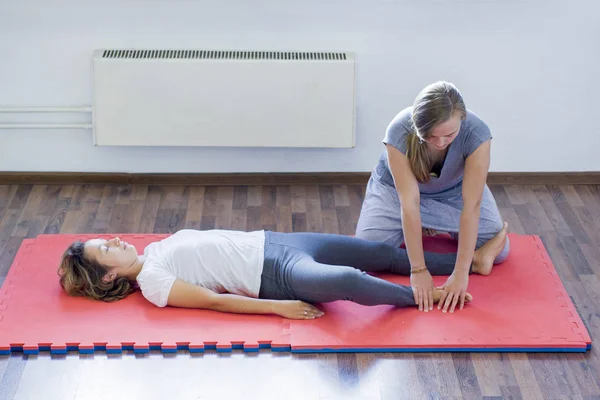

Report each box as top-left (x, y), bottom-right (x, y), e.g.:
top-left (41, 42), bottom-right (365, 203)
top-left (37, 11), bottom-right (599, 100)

top-left (1, 343), bottom-right (590, 355)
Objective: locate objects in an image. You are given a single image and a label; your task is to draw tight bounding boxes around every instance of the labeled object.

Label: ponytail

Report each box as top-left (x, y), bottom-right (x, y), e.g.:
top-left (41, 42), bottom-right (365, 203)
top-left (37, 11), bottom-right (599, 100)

top-left (405, 131), bottom-right (433, 183)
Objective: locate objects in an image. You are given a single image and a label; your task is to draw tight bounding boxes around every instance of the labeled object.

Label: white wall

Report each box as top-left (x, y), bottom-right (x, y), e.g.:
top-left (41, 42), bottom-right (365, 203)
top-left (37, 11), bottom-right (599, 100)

top-left (0, 0), bottom-right (598, 173)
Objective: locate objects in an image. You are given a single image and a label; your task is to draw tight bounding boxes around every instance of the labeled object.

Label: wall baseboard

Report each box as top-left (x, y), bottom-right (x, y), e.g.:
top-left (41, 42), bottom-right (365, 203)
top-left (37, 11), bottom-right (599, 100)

top-left (0, 172), bottom-right (599, 186)
top-left (486, 172), bottom-right (600, 185)
top-left (0, 172), bottom-right (371, 186)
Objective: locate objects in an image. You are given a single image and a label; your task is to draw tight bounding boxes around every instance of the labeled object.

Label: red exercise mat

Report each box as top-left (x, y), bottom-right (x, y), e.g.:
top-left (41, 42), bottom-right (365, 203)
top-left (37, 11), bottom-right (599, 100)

top-left (289, 234), bottom-right (592, 352)
top-left (0, 233), bottom-right (591, 354)
top-left (0, 235), bottom-right (289, 355)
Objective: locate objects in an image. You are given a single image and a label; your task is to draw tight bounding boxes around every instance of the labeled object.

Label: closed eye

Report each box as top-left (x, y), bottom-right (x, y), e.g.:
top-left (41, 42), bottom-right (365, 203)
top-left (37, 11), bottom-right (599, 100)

top-left (98, 239), bottom-right (108, 253)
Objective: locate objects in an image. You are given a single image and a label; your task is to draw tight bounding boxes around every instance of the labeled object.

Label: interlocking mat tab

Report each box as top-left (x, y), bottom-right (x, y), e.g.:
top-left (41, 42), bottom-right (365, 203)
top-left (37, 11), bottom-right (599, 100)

top-left (0, 233), bottom-right (592, 355)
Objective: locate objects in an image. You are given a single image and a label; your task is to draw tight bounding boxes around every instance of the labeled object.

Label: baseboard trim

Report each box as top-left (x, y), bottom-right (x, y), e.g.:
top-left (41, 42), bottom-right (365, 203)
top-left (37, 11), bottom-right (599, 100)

top-left (0, 172), bottom-right (371, 186)
top-left (0, 172), bottom-right (599, 185)
top-left (486, 172), bottom-right (600, 185)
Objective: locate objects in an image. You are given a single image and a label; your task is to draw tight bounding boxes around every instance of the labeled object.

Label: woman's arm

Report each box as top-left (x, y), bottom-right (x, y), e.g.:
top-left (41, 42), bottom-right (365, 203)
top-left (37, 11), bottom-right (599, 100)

top-left (386, 144), bottom-right (434, 311)
top-left (456, 139), bottom-right (491, 271)
top-left (438, 139), bottom-right (491, 313)
top-left (386, 144), bottom-right (425, 266)
top-left (166, 278), bottom-right (323, 319)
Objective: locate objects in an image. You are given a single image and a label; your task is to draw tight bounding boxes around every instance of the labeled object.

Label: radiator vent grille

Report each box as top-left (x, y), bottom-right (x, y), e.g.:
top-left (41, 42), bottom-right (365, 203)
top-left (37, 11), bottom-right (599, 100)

top-left (101, 49), bottom-right (347, 61)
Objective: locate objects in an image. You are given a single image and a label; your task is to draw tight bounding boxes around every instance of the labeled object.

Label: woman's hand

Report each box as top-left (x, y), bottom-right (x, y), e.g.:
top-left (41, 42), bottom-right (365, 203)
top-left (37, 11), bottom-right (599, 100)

top-left (272, 300), bottom-right (325, 320)
top-left (438, 271), bottom-right (469, 313)
top-left (410, 269), bottom-right (435, 312)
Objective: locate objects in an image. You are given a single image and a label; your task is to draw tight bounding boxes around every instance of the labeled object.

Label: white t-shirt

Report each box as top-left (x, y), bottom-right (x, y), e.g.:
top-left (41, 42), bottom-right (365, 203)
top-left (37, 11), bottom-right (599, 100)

top-left (136, 229), bottom-right (265, 307)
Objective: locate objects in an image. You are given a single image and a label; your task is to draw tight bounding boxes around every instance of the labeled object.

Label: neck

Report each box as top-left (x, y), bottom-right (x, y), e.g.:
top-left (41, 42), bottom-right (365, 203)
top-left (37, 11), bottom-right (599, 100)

top-left (428, 145), bottom-right (448, 160)
top-left (124, 255), bottom-right (146, 281)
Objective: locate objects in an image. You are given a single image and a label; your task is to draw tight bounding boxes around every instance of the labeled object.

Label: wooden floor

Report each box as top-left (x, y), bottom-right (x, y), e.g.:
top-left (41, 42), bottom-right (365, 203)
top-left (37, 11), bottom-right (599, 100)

top-left (0, 183), bottom-right (599, 399)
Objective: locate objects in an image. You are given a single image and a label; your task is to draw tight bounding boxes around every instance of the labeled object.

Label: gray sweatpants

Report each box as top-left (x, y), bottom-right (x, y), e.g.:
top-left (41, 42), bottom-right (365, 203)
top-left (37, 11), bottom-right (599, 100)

top-left (355, 176), bottom-right (510, 263)
top-left (258, 231), bottom-right (464, 308)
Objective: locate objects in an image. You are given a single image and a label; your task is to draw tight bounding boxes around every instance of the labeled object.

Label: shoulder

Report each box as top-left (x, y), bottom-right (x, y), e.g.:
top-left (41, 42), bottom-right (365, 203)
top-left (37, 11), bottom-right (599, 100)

top-left (136, 259), bottom-right (176, 307)
top-left (459, 109), bottom-right (492, 158)
top-left (387, 106), bottom-right (413, 134)
top-left (462, 109), bottom-right (491, 139)
top-left (137, 259), bottom-right (174, 286)
top-left (383, 106), bottom-right (414, 152)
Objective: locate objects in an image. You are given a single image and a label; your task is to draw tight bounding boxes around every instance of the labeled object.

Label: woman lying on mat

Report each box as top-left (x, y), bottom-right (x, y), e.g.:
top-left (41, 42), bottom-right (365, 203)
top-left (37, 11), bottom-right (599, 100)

top-left (58, 226), bottom-right (507, 320)
top-left (356, 81), bottom-right (510, 313)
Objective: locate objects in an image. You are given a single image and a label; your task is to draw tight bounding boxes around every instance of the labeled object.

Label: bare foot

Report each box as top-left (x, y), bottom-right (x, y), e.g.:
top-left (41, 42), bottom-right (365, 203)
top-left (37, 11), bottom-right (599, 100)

top-left (472, 222), bottom-right (509, 276)
top-left (432, 287), bottom-right (473, 303)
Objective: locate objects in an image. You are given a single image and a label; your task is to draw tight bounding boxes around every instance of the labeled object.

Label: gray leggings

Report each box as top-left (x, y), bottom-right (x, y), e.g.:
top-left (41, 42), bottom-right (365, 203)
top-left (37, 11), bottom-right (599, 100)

top-left (258, 231), bottom-right (463, 308)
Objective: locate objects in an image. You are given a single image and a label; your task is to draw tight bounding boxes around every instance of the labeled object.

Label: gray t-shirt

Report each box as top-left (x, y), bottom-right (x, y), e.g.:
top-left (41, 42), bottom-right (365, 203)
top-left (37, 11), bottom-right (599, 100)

top-left (373, 106), bottom-right (492, 199)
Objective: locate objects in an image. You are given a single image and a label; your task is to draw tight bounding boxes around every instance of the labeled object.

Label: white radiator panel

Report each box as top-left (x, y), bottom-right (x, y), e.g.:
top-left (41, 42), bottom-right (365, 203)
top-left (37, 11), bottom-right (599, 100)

top-left (92, 50), bottom-right (356, 148)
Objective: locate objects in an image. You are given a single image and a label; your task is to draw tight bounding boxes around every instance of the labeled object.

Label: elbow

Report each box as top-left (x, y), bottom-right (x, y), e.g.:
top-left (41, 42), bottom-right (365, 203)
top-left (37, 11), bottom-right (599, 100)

top-left (400, 193), bottom-right (420, 212)
top-left (206, 294), bottom-right (226, 311)
top-left (401, 200), bottom-right (420, 218)
top-left (463, 198), bottom-right (482, 215)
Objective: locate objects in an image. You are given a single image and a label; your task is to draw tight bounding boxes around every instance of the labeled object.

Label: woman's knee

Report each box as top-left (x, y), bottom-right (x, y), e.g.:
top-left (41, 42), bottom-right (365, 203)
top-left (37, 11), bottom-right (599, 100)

top-left (336, 268), bottom-right (369, 290)
top-left (355, 228), bottom-right (404, 248)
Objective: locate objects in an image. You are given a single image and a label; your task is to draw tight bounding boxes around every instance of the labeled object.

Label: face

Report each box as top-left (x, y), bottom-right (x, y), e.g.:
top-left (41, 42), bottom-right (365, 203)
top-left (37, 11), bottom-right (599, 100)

top-left (424, 113), bottom-right (462, 151)
top-left (84, 237), bottom-right (138, 281)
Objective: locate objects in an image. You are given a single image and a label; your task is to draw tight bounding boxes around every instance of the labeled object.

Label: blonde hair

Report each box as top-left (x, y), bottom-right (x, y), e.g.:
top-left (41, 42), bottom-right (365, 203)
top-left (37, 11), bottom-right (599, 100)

top-left (405, 81), bottom-right (467, 183)
top-left (58, 241), bottom-right (136, 302)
